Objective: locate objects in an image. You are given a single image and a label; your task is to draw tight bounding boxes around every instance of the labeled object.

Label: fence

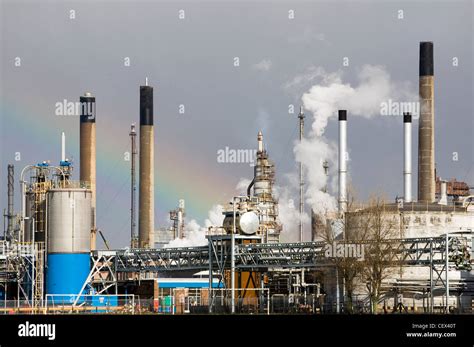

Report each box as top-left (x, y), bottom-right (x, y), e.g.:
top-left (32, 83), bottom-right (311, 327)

top-left (208, 288), bottom-right (270, 314)
top-left (150, 288), bottom-right (270, 315)
top-left (44, 294), bottom-right (135, 314)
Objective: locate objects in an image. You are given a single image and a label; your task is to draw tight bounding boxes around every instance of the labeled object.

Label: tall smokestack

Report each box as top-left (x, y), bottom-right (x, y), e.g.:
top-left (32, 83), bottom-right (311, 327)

top-left (418, 41), bottom-right (435, 203)
top-left (338, 110), bottom-right (347, 213)
top-left (139, 83), bottom-right (154, 248)
top-left (403, 113), bottom-right (412, 203)
top-left (130, 124), bottom-right (138, 248)
top-left (80, 92), bottom-right (97, 250)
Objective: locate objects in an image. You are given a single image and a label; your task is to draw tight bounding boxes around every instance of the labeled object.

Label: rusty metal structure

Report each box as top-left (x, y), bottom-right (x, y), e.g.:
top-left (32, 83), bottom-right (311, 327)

top-left (436, 177), bottom-right (470, 198)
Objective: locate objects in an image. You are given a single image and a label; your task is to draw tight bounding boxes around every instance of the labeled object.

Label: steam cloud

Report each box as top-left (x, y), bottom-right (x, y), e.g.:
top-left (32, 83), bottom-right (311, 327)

top-left (287, 64), bottom-right (415, 238)
top-left (165, 204), bottom-right (224, 248)
top-left (167, 65), bottom-right (415, 245)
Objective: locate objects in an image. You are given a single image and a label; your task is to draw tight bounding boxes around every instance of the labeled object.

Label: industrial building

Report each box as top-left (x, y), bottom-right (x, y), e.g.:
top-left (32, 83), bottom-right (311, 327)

top-left (0, 42), bottom-right (472, 315)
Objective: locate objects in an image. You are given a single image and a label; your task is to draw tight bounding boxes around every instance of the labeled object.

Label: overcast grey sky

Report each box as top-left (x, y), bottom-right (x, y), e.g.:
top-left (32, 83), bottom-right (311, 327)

top-left (1, 0), bottom-right (472, 248)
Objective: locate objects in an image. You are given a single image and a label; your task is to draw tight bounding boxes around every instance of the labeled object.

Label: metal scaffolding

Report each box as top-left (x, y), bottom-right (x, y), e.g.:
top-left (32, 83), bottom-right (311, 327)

top-left (78, 232), bottom-right (472, 301)
top-left (2, 231), bottom-right (471, 312)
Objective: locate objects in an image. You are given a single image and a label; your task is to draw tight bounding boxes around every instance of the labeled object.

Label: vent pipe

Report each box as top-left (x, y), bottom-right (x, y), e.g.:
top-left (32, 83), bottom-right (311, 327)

top-left (338, 110), bottom-right (347, 213)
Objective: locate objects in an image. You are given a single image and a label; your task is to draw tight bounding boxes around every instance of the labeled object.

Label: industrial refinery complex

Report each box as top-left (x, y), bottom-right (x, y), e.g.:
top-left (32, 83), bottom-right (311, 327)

top-left (0, 39), bottom-right (473, 317)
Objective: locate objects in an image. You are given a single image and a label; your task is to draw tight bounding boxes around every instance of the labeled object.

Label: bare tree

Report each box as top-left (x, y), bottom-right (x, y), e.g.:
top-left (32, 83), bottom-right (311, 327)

top-left (359, 197), bottom-right (402, 314)
top-left (314, 186), bottom-right (365, 313)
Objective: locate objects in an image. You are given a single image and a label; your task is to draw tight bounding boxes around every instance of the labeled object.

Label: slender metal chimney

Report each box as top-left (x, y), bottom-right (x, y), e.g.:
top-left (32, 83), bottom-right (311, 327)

top-left (418, 42), bottom-right (435, 203)
top-left (61, 132), bottom-right (66, 162)
top-left (139, 83), bottom-right (154, 248)
top-left (6, 164), bottom-right (14, 237)
top-left (403, 113), bottom-right (412, 203)
top-left (80, 92), bottom-right (97, 250)
top-left (298, 106), bottom-right (305, 242)
top-left (338, 110), bottom-right (347, 213)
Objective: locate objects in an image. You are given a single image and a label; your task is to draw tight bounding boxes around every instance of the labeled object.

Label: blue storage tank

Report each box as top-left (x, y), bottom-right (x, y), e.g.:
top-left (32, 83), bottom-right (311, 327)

top-left (46, 253), bottom-right (90, 296)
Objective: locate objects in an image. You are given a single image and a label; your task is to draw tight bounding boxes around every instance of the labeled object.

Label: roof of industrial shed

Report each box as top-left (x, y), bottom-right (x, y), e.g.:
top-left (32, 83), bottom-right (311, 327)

top-left (349, 202), bottom-right (468, 213)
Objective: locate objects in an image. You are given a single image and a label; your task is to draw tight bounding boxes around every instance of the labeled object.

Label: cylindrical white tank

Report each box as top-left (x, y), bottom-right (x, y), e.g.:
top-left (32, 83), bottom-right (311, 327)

top-left (47, 188), bottom-right (92, 253)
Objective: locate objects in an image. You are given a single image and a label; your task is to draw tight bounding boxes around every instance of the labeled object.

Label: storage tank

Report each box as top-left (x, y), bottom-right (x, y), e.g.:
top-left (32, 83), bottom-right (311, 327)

top-left (46, 188), bottom-right (92, 298)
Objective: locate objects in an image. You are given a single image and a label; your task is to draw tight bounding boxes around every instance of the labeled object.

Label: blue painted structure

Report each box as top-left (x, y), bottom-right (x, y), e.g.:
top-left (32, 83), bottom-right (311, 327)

top-left (157, 278), bottom-right (223, 289)
top-left (46, 253), bottom-right (90, 297)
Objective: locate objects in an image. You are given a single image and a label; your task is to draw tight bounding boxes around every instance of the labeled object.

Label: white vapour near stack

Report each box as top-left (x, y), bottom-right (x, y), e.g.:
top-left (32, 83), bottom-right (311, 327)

top-left (338, 110), bottom-right (347, 213)
top-left (139, 83), bottom-right (155, 248)
top-left (404, 113), bottom-right (413, 203)
top-left (79, 92), bottom-right (96, 250)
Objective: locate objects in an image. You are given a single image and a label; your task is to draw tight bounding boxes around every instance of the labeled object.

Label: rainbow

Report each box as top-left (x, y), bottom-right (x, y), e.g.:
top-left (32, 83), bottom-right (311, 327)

top-left (2, 93), bottom-right (236, 227)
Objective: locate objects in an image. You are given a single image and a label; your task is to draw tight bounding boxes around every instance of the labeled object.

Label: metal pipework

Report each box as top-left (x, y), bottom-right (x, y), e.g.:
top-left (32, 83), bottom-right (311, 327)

top-left (230, 196), bottom-right (247, 313)
top-left (80, 92), bottom-right (97, 250)
top-left (418, 42), bottom-right (435, 203)
top-left (404, 113), bottom-right (413, 203)
top-left (246, 165), bottom-right (256, 198)
top-left (20, 165), bottom-right (35, 244)
top-left (20, 165), bottom-right (66, 243)
top-left (232, 197), bottom-right (236, 314)
top-left (338, 110), bottom-right (348, 213)
top-left (139, 84), bottom-right (154, 248)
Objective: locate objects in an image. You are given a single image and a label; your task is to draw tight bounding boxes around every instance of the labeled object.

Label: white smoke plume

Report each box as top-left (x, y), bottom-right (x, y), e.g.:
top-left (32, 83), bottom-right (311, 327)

top-left (274, 179), bottom-right (311, 242)
top-left (204, 204), bottom-right (225, 228)
top-left (292, 64), bottom-right (414, 234)
top-left (235, 178), bottom-right (252, 196)
top-left (302, 64), bottom-right (415, 136)
top-left (165, 204), bottom-right (224, 248)
top-left (253, 59), bottom-right (273, 71)
top-left (165, 219), bottom-right (207, 248)
top-left (168, 65), bottom-right (415, 245)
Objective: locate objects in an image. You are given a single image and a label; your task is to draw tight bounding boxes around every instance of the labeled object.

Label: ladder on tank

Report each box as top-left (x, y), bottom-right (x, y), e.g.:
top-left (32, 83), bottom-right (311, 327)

top-left (33, 242), bottom-right (45, 311)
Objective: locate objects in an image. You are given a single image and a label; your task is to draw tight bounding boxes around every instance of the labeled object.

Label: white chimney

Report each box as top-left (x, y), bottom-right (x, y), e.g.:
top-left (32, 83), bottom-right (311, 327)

top-left (338, 110), bottom-right (347, 213)
top-left (258, 131), bottom-right (263, 153)
top-left (403, 113), bottom-right (412, 203)
top-left (61, 131), bottom-right (66, 162)
top-left (439, 180), bottom-right (448, 205)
